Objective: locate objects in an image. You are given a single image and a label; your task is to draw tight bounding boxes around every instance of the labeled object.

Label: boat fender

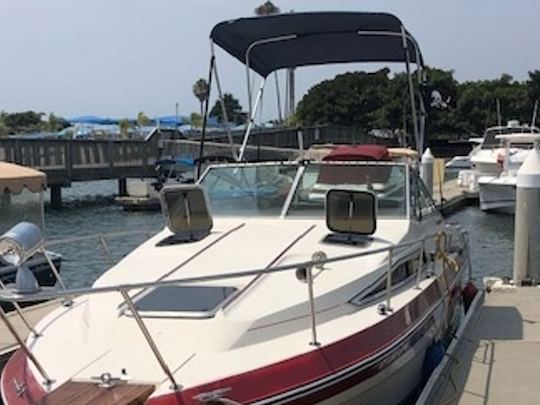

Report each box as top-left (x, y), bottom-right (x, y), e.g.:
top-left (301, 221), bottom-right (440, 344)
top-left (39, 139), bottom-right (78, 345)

top-left (422, 340), bottom-right (445, 379)
top-left (462, 281), bottom-right (478, 313)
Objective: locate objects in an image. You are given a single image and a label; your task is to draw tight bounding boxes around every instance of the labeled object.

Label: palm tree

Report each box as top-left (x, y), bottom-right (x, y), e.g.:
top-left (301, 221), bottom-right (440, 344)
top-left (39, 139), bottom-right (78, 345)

top-left (136, 111), bottom-right (151, 127)
top-left (192, 78), bottom-right (209, 116)
top-left (254, 1), bottom-right (280, 15)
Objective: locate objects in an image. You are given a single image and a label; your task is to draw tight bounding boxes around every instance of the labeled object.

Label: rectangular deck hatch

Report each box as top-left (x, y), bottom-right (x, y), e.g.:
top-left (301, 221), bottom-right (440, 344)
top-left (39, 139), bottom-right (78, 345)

top-left (132, 285), bottom-right (237, 317)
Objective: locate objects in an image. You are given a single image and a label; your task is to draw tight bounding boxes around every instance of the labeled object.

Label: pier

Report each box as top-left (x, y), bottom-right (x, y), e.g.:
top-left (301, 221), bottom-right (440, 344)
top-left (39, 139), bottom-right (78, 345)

top-left (0, 130), bottom-right (297, 208)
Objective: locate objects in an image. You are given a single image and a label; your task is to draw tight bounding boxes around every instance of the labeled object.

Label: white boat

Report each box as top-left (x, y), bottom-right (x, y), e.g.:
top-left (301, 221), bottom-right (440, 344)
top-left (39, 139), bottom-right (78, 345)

top-left (464, 121), bottom-right (540, 191)
top-left (445, 155), bottom-right (470, 170)
top-left (478, 133), bottom-right (540, 213)
top-left (0, 12), bottom-right (473, 405)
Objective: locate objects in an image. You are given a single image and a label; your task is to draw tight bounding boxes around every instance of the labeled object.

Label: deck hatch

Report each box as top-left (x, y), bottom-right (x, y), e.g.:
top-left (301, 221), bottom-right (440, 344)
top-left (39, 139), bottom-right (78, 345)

top-left (133, 285), bottom-right (237, 316)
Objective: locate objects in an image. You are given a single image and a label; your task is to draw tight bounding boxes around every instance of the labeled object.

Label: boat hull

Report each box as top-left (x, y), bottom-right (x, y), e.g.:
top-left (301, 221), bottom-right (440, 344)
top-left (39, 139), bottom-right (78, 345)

top-left (478, 177), bottom-right (516, 214)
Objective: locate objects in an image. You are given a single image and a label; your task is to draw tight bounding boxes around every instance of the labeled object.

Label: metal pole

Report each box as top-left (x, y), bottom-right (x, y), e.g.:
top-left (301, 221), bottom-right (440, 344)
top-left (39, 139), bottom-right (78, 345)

top-left (40, 248), bottom-right (67, 291)
top-left (99, 235), bottom-right (114, 265)
top-left (274, 71), bottom-right (283, 123)
top-left (0, 279), bottom-right (39, 336)
top-left (211, 43), bottom-right (238, 161)
top-left (196, 53), bottom-right (215, 180)
top-left (121, 290), bottom-right (179, 389)
top-left (401, 26), bottom-right (420, 153)
top-left (0, 306), bottom-right (52, 385)
top-left (306, 266), bottom-right (319, 346)
top-left (416, 242), bottom-right (424, 289)
top-left (238, 78), bottom-right (266, 162)
top-left (386, 248), bottom-right (393, 310)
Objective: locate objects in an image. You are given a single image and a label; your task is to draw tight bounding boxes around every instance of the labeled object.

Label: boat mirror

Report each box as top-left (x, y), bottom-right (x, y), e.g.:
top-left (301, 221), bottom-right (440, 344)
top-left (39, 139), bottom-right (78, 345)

top-left (0, 222), bottom-right (43, 266)
top-left (325, 190), bottom-right (377, 235)
top-left (159, 185), bottom-right (213, 238)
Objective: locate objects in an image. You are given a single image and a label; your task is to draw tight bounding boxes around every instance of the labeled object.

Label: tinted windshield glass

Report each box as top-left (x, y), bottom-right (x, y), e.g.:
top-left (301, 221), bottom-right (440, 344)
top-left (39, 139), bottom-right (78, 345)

top-left (200, 164), bottom-right (298, 216)
top-left (287, 163), bottom-right (407, 218)
top-left (200, 163), bottom-right (408, 218)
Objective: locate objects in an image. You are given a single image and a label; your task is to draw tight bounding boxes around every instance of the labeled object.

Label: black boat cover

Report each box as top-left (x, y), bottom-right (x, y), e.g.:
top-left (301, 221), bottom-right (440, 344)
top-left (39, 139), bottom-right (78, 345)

top-left (210, 12), bottom-right (424, 77)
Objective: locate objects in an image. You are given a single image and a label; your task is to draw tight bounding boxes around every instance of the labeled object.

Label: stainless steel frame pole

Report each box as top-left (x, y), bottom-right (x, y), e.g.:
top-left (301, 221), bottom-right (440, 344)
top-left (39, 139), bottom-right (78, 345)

top-left (120, 290), bottom-right (178, 389)
top-left (0, 306), bottom-right (52, 385)
top-left (386, 248), bottom-right (393, 310)
top-left (306, 266), bottom-right (319, 346)
top-left (238, 78), bottom-right (266, 162)
top-left (0, 279), bottom-right (39, 336)
top-left (401, 26), bottom-right (420, 153)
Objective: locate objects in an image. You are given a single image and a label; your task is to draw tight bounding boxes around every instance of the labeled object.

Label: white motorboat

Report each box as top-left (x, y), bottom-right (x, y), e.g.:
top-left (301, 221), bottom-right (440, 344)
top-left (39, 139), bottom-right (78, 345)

top-left (463, 121), bottom-right (540, 191)
top-left (478, 133), bottom-right (540, 213)
top-left (0, 12), bottom-right (473, 405)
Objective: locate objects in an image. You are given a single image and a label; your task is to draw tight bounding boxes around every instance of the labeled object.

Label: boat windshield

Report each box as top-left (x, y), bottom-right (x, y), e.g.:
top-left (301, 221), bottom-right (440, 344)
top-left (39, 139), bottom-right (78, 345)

top-left (199, 162), bottom-right (408, 218)
top-left (482, 127), bottom-right (539, 149)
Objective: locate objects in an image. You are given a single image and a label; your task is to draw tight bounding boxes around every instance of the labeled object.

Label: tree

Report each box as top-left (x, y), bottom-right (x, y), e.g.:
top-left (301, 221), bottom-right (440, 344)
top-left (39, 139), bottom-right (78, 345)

top-left (136, 111), bottom-right (151, 127)
top-left (3, 111), bottom-right (44, 133)
top-left (209, 93), bottom-right (247, 125)
top-left (254, 1), bottom-right (280, 16)
top-left (192, 78), bottom-right (209, 116)
top-left (190, 112), bottom-right (202, 128)
top-left (118, 119), bottom-right (132, 138)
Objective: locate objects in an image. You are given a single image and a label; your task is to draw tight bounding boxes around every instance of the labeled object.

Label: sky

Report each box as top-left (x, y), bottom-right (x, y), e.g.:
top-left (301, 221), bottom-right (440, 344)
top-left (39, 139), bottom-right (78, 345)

top-left (1, 0), bottom-right (540, 120)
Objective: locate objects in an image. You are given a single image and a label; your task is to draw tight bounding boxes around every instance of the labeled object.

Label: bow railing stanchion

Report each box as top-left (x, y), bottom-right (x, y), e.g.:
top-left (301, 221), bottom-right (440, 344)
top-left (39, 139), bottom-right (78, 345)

top-left (99, 235), bottom-right (114, 265)
top-left (386, 247), bottom-right (393, 311)
top-left (0, 306), bottom-right (52, 386)
top-left (40, 248), bottom-right (67, 291)
top-left (120, 289), bottom-right (179, 390)
top-left (305, 266), bottom-right (319, 346)
top-left (0, 279), bottom-right (39, 337)
top-left (416, 241), bottom-right (424, 289)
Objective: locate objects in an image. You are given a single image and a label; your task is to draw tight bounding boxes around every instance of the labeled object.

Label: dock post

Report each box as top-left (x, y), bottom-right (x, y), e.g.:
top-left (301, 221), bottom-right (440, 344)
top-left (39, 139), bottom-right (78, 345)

top-left (50, 185), bottom-right (62, 209)
top-left (420, 148), bottom-right (434, 196)
top-left (118, 178), bottom-right (128, 197)
top-left (513, 147), bottom-right (540, 285)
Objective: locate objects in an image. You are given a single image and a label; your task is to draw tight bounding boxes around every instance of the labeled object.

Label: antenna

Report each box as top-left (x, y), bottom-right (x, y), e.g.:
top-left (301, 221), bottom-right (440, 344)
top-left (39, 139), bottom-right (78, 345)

top-left (531, 99), bottom-right (539, 132)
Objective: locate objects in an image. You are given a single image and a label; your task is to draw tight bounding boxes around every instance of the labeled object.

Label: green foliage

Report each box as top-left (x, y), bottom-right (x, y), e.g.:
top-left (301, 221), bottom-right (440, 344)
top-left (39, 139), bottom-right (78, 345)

top-left (297, 68), bottom-right (538, 140)
top-left (118, 119), bottom-right (132, 138)
top-left (193, 78), bottom-right (209, 116)
top-left (2, 111), bottom-right (44, 133)
top-left (136, 111), bottom-right (151, 127)
top-left (190, 112), bottom-right (202, 128)
top-left (209, 93), bottom-right (247, 125)
top-left (254, 1), bottom-right (280, 15)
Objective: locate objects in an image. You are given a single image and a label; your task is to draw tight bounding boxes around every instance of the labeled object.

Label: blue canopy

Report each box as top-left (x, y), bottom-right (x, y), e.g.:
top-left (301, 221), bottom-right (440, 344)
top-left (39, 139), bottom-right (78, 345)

top-left (69, 115), bottom-right (119, 125)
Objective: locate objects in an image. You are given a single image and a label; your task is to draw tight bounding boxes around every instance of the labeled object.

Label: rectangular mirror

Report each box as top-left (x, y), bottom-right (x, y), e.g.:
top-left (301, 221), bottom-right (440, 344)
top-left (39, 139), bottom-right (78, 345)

top-left (160, 185), bottom-right (213, 238)
top-left (326, 189), bottom-right (377, 235)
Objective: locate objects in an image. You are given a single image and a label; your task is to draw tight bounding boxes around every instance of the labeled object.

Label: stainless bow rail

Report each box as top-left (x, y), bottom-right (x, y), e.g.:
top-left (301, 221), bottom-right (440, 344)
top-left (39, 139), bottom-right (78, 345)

top-left (0, 226), bottom-right (469, 394)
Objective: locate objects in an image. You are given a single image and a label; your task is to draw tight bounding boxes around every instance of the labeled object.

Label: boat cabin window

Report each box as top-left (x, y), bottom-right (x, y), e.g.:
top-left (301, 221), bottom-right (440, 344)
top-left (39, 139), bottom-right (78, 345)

top-left (482, 127), bottom-right (539, 149)
top-left (132, 285), bottom-right (237, 318)
top-left (350, 255), bottom-right (421, 306)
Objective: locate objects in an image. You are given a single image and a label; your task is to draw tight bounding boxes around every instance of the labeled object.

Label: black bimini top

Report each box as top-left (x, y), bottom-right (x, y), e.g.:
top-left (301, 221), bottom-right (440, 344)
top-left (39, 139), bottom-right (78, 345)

top-left (210, 12), bottom-right (424, 77)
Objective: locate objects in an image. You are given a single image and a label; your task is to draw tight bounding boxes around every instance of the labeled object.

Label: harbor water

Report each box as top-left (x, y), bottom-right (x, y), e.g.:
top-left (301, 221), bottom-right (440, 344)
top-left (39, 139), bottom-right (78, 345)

top-left (43, 180), bottom-right (514, 288)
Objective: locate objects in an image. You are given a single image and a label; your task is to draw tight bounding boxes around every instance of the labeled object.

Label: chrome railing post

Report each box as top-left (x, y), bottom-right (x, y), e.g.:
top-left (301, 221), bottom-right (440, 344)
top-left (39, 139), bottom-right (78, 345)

top-left (0, 279), bottom-right (39, 336)
top-left (40, 248), bottom-right (67, 291)
top-left (305, 266), bottom-right (320, 346)
top-left (416, 241), bottom-right (424, 290)
top-left (386, 248), bottom-right (393, 311)
top-left (99, 235), bottom-right (115, 265)
top-left (0, 306), bottom-right (52, 385)
top-left (120, 290), bottom-right (179, 390)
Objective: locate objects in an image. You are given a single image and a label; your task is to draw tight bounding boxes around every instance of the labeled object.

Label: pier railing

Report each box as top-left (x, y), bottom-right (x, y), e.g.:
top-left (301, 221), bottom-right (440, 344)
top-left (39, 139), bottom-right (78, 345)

top-left (0, 138), bottom-right (158, 185)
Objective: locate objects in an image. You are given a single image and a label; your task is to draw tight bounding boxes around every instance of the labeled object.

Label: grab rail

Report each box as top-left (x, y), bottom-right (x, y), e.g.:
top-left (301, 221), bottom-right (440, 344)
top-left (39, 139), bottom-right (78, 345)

top-left (0, 226), bottom-right (469, 392)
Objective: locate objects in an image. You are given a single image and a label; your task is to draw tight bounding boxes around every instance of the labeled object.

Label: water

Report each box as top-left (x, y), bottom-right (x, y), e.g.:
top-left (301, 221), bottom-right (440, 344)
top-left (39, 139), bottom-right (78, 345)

top-left (42, 181), bottom-right (515, 288)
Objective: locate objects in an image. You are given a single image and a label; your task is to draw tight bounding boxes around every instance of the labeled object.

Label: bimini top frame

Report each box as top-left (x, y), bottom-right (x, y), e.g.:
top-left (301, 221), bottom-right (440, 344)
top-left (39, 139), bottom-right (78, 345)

top-left (197, 12), bottom-right (426, 176)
